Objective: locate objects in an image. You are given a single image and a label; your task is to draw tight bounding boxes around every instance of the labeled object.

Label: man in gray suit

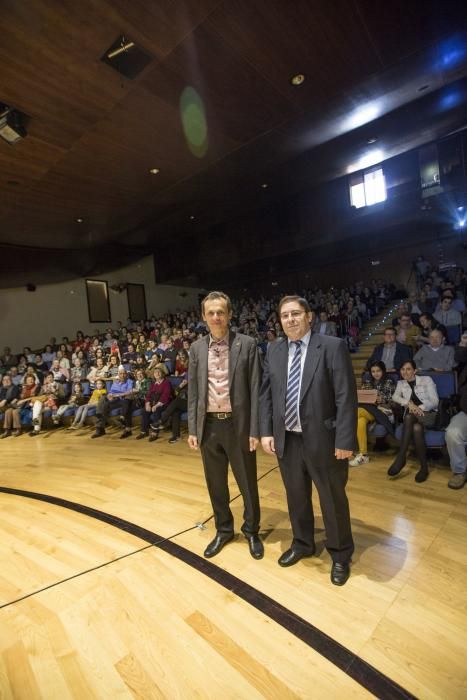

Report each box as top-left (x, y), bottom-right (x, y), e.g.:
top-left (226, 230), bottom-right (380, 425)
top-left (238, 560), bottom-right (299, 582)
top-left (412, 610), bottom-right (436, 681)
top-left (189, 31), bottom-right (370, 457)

top-left (188, 291), bottom-right (263, 560)
top-left (260, 295), bottom-right (357, 585)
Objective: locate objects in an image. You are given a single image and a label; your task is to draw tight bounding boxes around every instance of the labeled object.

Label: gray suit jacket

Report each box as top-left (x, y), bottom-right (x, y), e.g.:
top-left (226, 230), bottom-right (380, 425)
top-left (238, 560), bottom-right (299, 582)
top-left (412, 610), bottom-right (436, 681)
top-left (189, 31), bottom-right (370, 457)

top-left (259, 332), bottom-right (357, 460)
top-left (188, 331), bottom-right (261, 446)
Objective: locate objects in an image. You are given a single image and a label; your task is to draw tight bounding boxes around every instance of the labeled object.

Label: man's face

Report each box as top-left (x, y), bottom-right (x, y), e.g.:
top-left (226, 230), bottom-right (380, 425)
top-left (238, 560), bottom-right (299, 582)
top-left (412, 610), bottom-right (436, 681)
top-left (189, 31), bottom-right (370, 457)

top-left (203, 298), bottom-right (232, 338)
top-left (118, 370), bottom-right (127, 381)
top-left (429, 330), bottom-right (443, 349)
top-left (441, 298), bottom-right (452, 310)
top-left (319, 312), bottom-right (327, 322)
top-left (280, 302), bottom-right (312, 341)
top-left (400, 316), bottom-right (411, 329)
top-left (2, 376), bottom-right (11, 387)
top-left (384, 330), bottom-right (396, 344)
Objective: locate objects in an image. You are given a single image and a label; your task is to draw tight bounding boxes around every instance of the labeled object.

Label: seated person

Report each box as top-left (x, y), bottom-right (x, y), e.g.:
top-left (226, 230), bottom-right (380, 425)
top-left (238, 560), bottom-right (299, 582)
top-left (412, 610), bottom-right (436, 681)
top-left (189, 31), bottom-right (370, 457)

top-left (136, 368), bottom-right (172, 441)
top-left (52, 381), bottom-right (87, 425)
top-left (8, 366), bottom-right (22, 386)
top-left (413, 329), bottom-right (456, 371)
top-left (105, 354), bottom-right (121, 378)
top-left (395, 314), bottom-right (419, 352)
top-left (41, 344), bottom-right (56, 365)
top-left (350, 361), bottom-right (395, 466)
top-left (133, 354), bottom-right (148, 373)
top-left (316, 311), bottom-right (337, 337)
top-left (159, 338), bottom-right (177, 374)
top-left (55, 350), bottom-right (71, 379)
top-left (0, 375), bottom-right (21, 438)
top-left (366, 327), bottom-right (412, 373)
top-left (50, 358), bottom-right (69, 382)
top-left (121, 343), bottom-right (138, 367)
top-left (434, 288), bottom-right (465, 313)
top-left (175, 350), bottom-right (189, 376)
top-left (434, 296), bottom-right (462, 328)
top-left (133, 368), bottom-right (151, 407)
top-left (391, 303), bottom-right (410, 329)
top-left (70, 357), bottom-right (87, 383)
top-left (445, 378), bottom-right (467, 489)
top-left (86, 357), bottom-right (108, 388)
top-left (1, 347), bottom-right (18, 368)
top-left (415, 313), bottom-right (446, 346)
top-left (29, 372), bottom-right (63, 436)
top-left (159, 376), bottom-right (188, 444)
top-left (1, 375), bottom-right (39, 437)
top-left (22, 365), bottom-right (41, 386)
top-left (33, 353), bottom-right (49, 380)
top-left (387, 360), bottom-right (439, 483)
top-left (69, 378), bottom-right (107, 429)
top-left (92, 368), bottom-right (134, 439)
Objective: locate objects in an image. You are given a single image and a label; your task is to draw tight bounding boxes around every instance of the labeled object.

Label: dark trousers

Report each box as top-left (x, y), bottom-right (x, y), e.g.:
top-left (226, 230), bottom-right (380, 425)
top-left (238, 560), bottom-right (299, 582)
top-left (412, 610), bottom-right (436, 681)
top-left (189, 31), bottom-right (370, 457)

top-left (141, 405), bottom-right (165, 433)
top-left (278, 432), bottom-right (354, 563)
top-left (200, 415), bottom-right (260, 536)
top-left (161, 395), bottom-right (187, 437)
top-left (95, 396), bottom-right (133, 430)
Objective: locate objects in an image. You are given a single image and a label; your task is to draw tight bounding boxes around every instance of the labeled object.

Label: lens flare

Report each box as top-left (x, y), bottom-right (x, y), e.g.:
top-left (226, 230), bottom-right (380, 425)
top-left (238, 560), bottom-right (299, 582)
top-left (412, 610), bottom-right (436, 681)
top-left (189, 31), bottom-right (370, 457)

top-left (180, 86), bottom-right (208, 158)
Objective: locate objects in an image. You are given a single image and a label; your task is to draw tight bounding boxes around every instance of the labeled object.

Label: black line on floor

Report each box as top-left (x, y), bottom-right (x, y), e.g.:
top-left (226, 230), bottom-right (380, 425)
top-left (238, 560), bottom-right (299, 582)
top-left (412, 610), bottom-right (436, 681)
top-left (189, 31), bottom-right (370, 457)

top-left (0, 486), bottom-right (415, 700)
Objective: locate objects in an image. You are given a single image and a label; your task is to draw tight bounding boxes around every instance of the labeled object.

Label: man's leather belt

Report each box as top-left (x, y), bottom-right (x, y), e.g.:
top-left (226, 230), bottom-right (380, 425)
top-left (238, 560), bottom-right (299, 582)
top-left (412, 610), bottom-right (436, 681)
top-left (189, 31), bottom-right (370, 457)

top-left (207, 412), bottom-right (232, 420)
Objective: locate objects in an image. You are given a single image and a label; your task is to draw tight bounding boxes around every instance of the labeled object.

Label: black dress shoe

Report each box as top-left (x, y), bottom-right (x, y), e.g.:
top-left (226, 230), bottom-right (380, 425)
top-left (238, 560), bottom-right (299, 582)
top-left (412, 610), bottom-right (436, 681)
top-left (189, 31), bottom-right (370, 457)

top-left (120, 430), bottom-right (132, 439)
top-left (203, 533), bottom-right (234, 558)
top-left (91, 429), bottom-right (105, 439)
top-left (278, 547), bottom-right (315, 567)
top-left (331, 561), bottom-right (351, 586)
top-left (245, 534), bottom-right (264, 559)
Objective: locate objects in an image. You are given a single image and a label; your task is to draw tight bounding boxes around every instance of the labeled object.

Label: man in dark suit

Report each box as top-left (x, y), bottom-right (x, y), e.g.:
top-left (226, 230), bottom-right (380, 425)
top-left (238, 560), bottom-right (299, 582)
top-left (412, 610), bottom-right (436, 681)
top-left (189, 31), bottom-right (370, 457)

top-left (259, 296), bottom-right (357, 585)
top-left (366, 327), bottom-right (412, 373)
top-left (188, 291), bottom-right (263, 560)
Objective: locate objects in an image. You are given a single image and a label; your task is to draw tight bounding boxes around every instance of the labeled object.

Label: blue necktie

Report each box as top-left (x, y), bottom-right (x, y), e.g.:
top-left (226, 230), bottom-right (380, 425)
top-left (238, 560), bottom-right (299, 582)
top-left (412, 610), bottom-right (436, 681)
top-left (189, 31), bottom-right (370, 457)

top-left (285, 340), bottom-right (302, 430)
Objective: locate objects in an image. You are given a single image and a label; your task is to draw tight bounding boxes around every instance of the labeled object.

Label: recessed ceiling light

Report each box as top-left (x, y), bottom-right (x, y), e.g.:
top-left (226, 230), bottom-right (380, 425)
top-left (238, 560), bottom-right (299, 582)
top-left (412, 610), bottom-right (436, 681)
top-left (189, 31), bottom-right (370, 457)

top-left (367, 137), bottom-right (377, 145)
top-left (290, 74), bottom-right (305, 86)
top-left (149, 168), bottom-right (160, 175)
top-left (418, 84), bottom-right (430, 92)
top-left (261, 183), bottom-right (268, 189)
top-left (75, 217), bottom-right (84, 223)
top-left (190, 215), bottom-right (195, 220)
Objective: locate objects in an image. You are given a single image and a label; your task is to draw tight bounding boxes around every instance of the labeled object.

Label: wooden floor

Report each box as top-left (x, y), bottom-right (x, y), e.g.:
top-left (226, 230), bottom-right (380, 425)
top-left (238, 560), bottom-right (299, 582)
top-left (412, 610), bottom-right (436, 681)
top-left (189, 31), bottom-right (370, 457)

top-left (0, 426), bottom-right (466, 699)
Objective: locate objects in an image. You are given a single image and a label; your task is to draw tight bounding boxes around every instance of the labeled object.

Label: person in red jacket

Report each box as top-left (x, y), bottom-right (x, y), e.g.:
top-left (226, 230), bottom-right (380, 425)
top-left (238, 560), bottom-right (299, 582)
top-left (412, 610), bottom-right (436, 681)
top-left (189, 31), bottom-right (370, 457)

top-left (136, 367), bottom-right (172, 441)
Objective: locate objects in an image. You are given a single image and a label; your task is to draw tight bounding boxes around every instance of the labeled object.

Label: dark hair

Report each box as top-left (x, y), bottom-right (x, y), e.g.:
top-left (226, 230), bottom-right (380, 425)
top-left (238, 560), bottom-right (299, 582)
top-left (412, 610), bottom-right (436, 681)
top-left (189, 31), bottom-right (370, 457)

top-left (278, 295), bottom-right (311, 314)
top-left (384, 327), bottom-right (396, 334)
top-left (401, 359), bottom-right (416, 370)
top-left (419, 312), bottom-right (434, 324)
top-left (369, 361), bottom-right (387, 383)
top-left (201, 291), bottom-right (232, 314)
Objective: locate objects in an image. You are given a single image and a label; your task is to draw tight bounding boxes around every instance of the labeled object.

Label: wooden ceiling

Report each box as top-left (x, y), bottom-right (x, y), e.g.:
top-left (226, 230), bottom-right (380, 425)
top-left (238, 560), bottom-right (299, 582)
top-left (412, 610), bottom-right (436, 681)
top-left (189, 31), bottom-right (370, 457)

top-left (1, 0), bottom-right (467, 286)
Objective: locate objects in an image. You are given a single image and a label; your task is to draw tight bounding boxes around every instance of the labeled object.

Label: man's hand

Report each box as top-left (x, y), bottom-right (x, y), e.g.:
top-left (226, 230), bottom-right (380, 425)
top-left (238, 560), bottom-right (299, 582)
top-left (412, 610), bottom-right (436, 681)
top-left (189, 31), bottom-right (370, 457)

top-left (249, 437), bottom-right (258, 452)
top-left (261, 436), bottom-right (276, 455)
top-left (188, 435), bottom-right (198, 449)
top-left (335, 448), bottom-right (353, 460)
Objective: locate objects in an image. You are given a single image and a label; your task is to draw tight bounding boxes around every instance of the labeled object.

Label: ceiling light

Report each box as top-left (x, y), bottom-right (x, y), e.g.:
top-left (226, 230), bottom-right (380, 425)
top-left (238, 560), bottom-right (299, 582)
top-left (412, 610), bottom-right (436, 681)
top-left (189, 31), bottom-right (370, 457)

top-left (0, 106), bottom-right (27, 145)
top-left (190, 215), bottom-right (195, 220)
top-left (290, 74), bottom-right (305, 86)
top-left (367, 137), bottom-right (377, 145)
top-left (76, 218), bottom-right (84, 223)
top-left (261, 183), bottom-right (268, 189)
top-left (149, 168), bottom-right (160, 175)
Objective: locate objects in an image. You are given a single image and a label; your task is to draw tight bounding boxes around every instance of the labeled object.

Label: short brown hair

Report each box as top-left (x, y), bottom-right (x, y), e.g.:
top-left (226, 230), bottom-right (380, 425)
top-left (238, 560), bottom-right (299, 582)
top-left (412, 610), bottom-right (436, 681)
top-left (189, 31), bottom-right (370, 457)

top-left (201, 291), bottom-right (232, 314)
top-left (278, 295), bottom-right (311, 314)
